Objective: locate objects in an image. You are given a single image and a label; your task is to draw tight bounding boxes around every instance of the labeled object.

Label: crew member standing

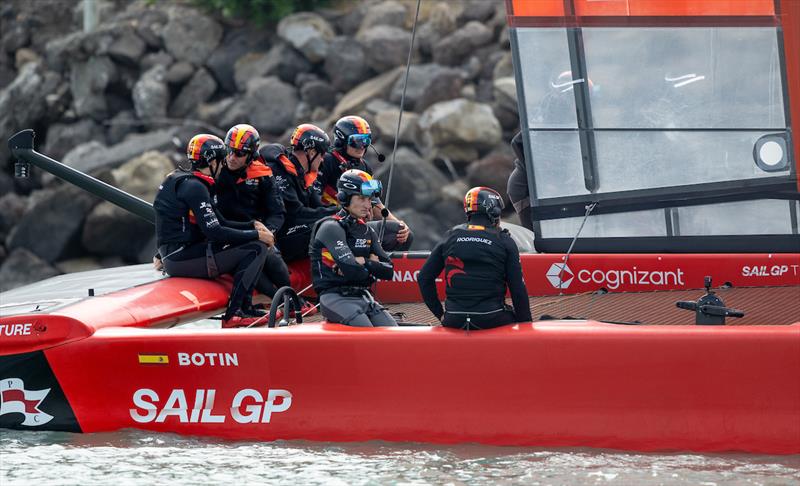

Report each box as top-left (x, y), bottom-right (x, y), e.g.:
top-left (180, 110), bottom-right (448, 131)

top-left (418, 187), bottom-right (532, 329)
top-left (310, 169), bottom-right (397, 327)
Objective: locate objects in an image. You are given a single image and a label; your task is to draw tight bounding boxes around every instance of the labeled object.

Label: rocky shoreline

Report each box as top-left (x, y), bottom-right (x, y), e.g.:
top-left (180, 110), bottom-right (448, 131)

top-left (0, 0), bottom-right (519, 292)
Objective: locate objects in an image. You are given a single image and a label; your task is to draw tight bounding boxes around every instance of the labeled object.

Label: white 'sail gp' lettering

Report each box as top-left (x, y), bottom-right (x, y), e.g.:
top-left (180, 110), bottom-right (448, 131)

top-left (130, 388), bottom-right (292, 424)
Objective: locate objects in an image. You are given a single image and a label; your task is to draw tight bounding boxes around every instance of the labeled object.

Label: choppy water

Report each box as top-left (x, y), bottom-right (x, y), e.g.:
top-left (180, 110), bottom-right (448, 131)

top-left (1, 430), bottom-right (798, 485)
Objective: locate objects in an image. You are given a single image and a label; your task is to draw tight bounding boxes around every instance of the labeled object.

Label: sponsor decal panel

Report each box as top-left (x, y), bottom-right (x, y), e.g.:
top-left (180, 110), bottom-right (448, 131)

top-left (741, 264), bottom-right (799, 277)
top-left (546, 262), bottom-right (685, 290)
top-left (0, 378), bottom-right (53, 426)
top-left (0, 323), bottom-right (32, 337)
top-left (130, 388), bottom-right (292, 424)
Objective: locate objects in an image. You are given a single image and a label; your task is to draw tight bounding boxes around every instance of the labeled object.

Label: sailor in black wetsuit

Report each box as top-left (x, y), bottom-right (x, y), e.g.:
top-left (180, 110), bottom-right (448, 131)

top-left (310, 169), bottom-right (397, 327)
top-left (215, 123), bottom-right (291, 302)
top-left (260, 124), bottom-right (338, 262)
top-left (418, 186), bottom-right (532, 329)
top-left (317, 115), bottom-right (413, 251)
top-left (506, 131), bottom-right (533, 231)
top-left (153, 134), bottom-right (273, 328)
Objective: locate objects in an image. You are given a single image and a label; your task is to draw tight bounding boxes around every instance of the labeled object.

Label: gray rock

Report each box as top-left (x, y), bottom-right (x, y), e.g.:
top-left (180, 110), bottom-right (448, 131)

top-left (493, 76), bottom-right (517, 113)
top-left (2, 23), bottom-right (30, 53)
top-left (373, 108), bottom-right (419, 145)
top-left (70, 55), bottom-right (117, 118)
top-left (416, 2), bottom-right (457, 57)
top-left (433, 21), bottom-right (493, 66)
top-left (324, 36), bottom-right (370, 92)
top-left (165, 61), bottom-right (195, 85)
top-left (170, 68), bottom-right (218, 118)
top-left (391, 209), bottom-right (449, 250)
top-left (466, 151), bottom-right (514, 198)
top-left (7, 184), bottom-right (99, 263)
top-left (62, 130), bottom-right (176, 174)
top-left (132, 65), bottom-right (169, 122)
top-left (358, 26), bottom-right (412, 73)
top-left (105, 110), bottom-right (137, 146)
top-left (206, 27), bottom-right (271, 94)
top-left (140, 51), bottom-right (174, 71)
top-left (0, 244), bottom-right (6, 266)
top-left (493, 52), bottom-right (513, 80)
top-left (372, 147), bottom-right (448, 212)
top-left (277, 12), bottom-right (335, 64)
top-left (111, 151), bottom-right (175, 201)
top-left (337, 2), bottom-right (372, 34)
top-left (195, 97), bottom-right (236, 128)
top-left (0, 192), bottom-right (27, 236)
top-left (456, 0), bottom-right (498, 23)
top-left (0, 62), bottom-right (48, 169)
top-left (162, 6), bottom-right (222, 66)
top-left (328, 66), bottom-right (404, 124)
top-left (107, 30), bottom-right (146, 65)
top-left (389, 63), bottom-right (463, 112)
top-left (357, 1), bottom-right (407, 33)
top-left (226, 77), bottom-right (298, 136)
top-left (45, 119), bottom-right (106, 160)
top-left (14, 48), bottom-right (40, 70)
top-left (0, 248), bottom-right (60, 293)
top-left (418, 98), bottom-right (502, 152)
top-left (234, 42), bottom-right (312, 90)
top-left (81, 202), bottom-right (156, 261)
top-left (300, 80), bottom-right (336, 108)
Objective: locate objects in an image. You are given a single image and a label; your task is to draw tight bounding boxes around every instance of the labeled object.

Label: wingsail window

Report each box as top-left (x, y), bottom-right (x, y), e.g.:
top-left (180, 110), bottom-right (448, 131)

top-left (512, 20), bottom-right (798, 252)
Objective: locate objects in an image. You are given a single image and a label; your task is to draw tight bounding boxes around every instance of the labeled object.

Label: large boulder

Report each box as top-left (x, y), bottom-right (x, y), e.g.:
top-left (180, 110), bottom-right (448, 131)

top-left (170, 68), bottom-right (218, 118)
top-left (0, 248), bottom-right (60, 293)
top-left (277, 12), bottom-right (335, 64)
top-left (62, 130), bottom-right (176, 174)
top-left (70, 55), bottom-right (117, 118)
top-left (466, 151), bottom-right (514, 200)
top-left (417, 98), bottom-right (502, 153)
top-left (389, 63), bottom-right (463, 112)
top-left (391, 209), bottom-right (449, 250)
top-left (328, 67), bottom-right (404, 123)
top-left (224, 77), bottom-right (298, 136)
top-left (6, 184), bottom-right (99, 263)
top-left (433, 21), bottom-right (494, 66)
top-left (299, 79), bottom-right (337, 109)
top-left (0, 192), bottom-right (27, 242)
top-left (162, 6), bottom-right (222, 66)
top-left (207, 27), bottom-right (272, 94)
top-left (107, 30), bottom-right (146, 66)
top-left (373, 108), bottom-right (419, 146)
top-left (323, 36), bottom-right (370, 92)
top-left (357, 26), bottom-right (413, 73)
top-left (357, 1), bottom-right (407, 34)
top-left (44, 119), bottom-right (106, 160)
top-left (416, 1), bottom-right (457, 57)
top-left (372, 147), bottom-right (449, 212)
top-left (234, 42), bottom-right (312, 90)
top-left (80, 151), bottom-right (172, 261)
top-left (132, 65), bottom-right (169, 122)
top-left (0, 62), bottom-right (51, 169)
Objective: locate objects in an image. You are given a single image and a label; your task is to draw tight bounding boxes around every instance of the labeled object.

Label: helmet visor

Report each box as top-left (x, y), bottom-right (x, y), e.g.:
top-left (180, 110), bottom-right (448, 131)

top-left (228, 147), bottom-right (252, 158)
top-left (347, 133), bottom-right (372, 149)
top-left (361, 179), bottom-right (382, 198)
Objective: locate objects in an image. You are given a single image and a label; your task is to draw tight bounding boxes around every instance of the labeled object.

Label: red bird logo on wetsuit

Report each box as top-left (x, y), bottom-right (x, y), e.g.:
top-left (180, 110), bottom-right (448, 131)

top-left (445, 256), bottom-right (466, 286)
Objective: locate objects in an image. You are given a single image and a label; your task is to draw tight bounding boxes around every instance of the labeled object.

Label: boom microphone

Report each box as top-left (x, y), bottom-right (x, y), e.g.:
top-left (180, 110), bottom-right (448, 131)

top-left (370, 145), bottom-right (386, 162)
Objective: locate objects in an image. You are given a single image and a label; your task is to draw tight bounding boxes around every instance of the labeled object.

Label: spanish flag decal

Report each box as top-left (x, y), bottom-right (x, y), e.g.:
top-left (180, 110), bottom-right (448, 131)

top-left (138, 354), bottom-right (169, 365)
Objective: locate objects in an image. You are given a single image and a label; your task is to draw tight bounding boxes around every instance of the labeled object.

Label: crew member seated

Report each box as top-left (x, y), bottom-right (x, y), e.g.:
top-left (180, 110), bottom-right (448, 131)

top-left (310, 169), bottom-right (397, 327)
top-left (260, 124), bottom-right (338, 262)
top-left (317, 115), bottom-right (413, 251)
top-left (153, 134), bottom-right (274, 328)
top-left (418, 187), bottom-right (532, 329)
top-left (215, 123), bottom-right (292, 303)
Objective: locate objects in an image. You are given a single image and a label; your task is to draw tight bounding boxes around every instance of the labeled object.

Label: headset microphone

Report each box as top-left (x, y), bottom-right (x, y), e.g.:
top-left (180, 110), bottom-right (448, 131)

top-left (370, 145), bottom-right (386, 162)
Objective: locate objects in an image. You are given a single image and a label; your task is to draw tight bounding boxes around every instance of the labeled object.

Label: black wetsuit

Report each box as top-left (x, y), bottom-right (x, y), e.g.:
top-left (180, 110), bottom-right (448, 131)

top-left (153, 169), bottom-right (267, 320)
top-left (418, 215), bottom-right (532, 329)
top-left (215, 160), bottom-right (290, 298)
top-left (260, 144), bottom-right (337, 262)
top-left (506, 131), bottom-right (533, 231)
top-left (318, 150), bottom-right (413, 251)
top-left (309, 210), bottom-right (396, 327)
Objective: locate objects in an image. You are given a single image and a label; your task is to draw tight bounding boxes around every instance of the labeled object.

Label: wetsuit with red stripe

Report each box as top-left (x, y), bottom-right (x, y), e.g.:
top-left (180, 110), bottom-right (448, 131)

top-left (215, 159), bottom-right (286, 234)
top-left (318, 150), bottom-right (373, 206)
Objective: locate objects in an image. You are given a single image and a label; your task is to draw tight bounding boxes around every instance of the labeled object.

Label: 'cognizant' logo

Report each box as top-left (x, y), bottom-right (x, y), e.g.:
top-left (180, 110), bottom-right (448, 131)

top-left (547, 264), bottom-right (685, 290)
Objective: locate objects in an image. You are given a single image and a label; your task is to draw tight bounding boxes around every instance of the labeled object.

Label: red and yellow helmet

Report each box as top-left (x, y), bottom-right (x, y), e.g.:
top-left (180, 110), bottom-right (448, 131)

top-left (224, 124), bottom-right (260, 157)
top-left (333, 115), bottom-right (372, 150)
top-left (186, 134), bottom-right (226, 169)
top-left (336, 169), bottom-right (382, 206)
top-left (464, 186), bottom-right (504, 222)
top-left (290, 123), bottom-right (330, 154)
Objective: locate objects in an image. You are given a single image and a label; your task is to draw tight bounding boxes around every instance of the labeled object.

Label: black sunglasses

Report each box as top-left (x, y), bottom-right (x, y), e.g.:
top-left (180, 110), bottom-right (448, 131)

top-left (229, 148), bottom-right (251, 158)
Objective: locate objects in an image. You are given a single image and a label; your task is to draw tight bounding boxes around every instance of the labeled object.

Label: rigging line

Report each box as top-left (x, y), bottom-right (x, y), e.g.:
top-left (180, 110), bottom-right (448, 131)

top-left (558, 201), bottom-right (597, 315)
top-left (380, 0), bottom-right (421, 241)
